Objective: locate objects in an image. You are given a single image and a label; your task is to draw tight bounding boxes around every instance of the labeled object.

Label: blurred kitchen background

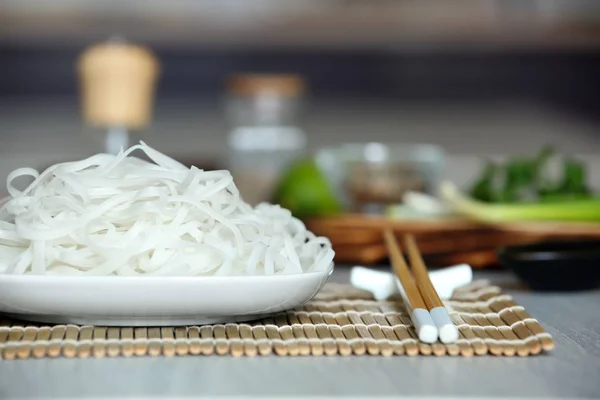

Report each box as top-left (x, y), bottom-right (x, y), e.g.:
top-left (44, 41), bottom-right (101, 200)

top-left (1, 0), bottom-right (600, 204)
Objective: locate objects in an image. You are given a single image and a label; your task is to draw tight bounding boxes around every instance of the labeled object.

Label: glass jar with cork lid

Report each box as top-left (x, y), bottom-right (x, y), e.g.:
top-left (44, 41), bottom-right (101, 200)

top-left (77, 39), bottom-right (160, 155)
top-left (225, 74), bottom-right (307, 206)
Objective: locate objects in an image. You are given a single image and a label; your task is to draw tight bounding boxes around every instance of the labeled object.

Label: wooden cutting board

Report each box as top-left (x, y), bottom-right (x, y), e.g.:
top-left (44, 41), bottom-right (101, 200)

top-left (306, 214), bottom-right (600, 266)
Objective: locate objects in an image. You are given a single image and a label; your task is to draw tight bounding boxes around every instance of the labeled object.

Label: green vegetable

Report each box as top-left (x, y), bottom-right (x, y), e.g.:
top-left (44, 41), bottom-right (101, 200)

top-left (469, 162), bottom-right (497, 202)
top-left (533, 145), bottom-right (554, 183)
top-left (272, 158), bottom-right (343, 219)
top-left (559, 158), bottom-right (590, 194)
top-left (469, 145), bottom-right (594, 204)
top-left (501, 158), bottom-right (537, 202)
top-left (443, 182), bottom-right (600, 222)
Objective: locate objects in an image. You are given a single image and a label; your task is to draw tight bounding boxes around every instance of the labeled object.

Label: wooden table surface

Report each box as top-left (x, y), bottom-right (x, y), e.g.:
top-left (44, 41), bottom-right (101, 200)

top-left (0, 268), bottom-right (599, 400)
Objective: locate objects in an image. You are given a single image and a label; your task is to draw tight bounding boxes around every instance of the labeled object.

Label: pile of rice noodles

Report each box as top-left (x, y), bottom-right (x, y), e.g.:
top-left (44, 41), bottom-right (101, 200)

top-left (0, 142), bottom-right (334, 276)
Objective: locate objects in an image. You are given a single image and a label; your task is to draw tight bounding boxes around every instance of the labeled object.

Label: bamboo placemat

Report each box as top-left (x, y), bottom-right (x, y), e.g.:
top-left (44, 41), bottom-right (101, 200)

top-left (0, 281), bottom-right (554, 359)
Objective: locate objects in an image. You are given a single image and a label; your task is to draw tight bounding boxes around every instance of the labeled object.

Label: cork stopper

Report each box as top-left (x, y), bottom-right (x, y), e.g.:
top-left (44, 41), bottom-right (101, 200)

top-left (77, 40), bottom-right (160, 129)
top-left (227, 74), bottom-right (306, 97)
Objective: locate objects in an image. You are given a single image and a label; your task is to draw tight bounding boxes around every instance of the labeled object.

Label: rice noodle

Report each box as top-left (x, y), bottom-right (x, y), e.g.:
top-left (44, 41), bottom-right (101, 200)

top-left (0, 142), bottom-right (334, 276)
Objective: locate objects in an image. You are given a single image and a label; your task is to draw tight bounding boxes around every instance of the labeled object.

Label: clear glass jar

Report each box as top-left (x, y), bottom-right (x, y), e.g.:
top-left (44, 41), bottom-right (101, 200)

top-left (225, 74), bottom-right (307, 205)
top-left (82, 125), bottom-right (145, 155)
top-left (315, 142), bottom-right (445, 214)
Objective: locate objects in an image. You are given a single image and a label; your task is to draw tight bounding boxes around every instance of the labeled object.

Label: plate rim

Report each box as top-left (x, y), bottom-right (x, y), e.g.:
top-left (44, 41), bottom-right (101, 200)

top-left (0, 263), bottom-right (334, 283)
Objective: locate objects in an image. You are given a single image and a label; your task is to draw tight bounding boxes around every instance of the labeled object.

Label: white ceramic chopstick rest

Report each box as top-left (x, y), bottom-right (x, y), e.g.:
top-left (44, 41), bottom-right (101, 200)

top-left (427, 264), bottom-right (473, 299)
top-left (350, 264), bottom-right (472, 301)
top-left (349, 266), bottom-right (398, 301)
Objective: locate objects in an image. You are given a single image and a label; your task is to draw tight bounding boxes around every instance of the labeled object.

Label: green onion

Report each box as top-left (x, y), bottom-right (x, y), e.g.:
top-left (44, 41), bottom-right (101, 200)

top-left (441, 182), bottom-right (600, 222)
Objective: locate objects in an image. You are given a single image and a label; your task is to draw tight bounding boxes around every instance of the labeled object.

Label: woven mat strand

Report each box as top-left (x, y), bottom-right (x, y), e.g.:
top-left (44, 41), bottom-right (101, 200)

top-left (0, 281), bottom-right (554, 359)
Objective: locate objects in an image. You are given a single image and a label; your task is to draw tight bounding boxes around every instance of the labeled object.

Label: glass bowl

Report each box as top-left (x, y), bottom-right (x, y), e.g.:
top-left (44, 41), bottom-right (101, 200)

top-left (315, 142), bottom-right (445, 213)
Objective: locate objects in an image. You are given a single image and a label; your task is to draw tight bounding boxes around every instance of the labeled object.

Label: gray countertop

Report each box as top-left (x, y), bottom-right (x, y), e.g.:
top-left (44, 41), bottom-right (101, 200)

top-left (1, 268), bottom-right (599, 400)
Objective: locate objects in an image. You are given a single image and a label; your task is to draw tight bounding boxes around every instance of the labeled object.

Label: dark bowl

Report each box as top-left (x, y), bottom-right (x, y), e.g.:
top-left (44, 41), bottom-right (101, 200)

top-left (497, 240), bottom-right (600, 291)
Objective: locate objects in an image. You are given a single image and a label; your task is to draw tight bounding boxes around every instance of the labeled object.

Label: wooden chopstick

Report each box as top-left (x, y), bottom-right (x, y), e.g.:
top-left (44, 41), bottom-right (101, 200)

top-left (383, 229), bottom-right (437, 344)
top-left (403, 234), bottom-right (459, 344)
top-left (403, 234), bottom-right (445, 310)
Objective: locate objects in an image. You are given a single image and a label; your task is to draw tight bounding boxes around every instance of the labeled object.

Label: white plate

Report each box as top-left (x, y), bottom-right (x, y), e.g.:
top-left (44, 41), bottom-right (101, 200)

top-left (0, 264), bottom-right (333, 326)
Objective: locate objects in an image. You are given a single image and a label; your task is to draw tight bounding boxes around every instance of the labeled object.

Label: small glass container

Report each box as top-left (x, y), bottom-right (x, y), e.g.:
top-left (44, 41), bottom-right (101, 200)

top-left (225, 74), bottom-right (307, 205)
top-left (77, 39), bottom-right (160, 155)
top-left (315, 142), bottom-right (445, 214)
top-left (345, 160), bottom-right (425, 211)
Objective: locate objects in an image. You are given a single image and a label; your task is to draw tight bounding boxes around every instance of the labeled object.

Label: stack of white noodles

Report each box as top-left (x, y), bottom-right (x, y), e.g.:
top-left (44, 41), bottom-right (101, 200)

top-left (0, 142), bottom-right (334, 276)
